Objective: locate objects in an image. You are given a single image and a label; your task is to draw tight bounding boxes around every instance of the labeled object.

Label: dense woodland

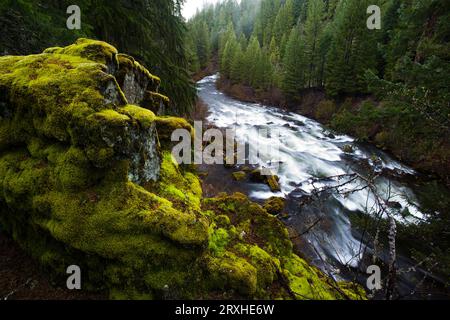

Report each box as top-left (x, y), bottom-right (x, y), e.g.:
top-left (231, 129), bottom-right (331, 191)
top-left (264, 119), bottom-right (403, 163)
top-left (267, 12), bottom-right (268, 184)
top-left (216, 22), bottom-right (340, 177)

top-left (0, 0), bottom-right (449, 299)
top-left (187, 0), bottom-right (450, 184)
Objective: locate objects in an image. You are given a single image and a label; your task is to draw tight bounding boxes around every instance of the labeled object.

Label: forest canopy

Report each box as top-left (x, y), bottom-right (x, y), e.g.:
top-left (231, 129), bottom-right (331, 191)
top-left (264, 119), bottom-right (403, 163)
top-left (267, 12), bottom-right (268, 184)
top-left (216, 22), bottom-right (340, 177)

top-left (187, 0), bottom-right (450, 183)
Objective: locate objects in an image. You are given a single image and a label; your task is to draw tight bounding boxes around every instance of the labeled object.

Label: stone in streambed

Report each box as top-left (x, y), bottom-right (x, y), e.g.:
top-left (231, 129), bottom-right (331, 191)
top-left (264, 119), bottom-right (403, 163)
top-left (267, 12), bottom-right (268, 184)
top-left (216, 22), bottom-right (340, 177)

top-left (249, 169), bottom-right (281, 192)
top-left (232, 171), bottom-right (247, 181)
top-left (263, 197), bottom-right (285, 215)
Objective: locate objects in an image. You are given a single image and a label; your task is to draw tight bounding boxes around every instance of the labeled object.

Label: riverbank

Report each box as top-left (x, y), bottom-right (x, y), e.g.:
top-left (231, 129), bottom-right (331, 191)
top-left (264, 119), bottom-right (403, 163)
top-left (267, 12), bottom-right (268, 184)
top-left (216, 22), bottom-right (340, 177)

top-left (216, 76), bottom-right (450, 187)
top-left (199, 74), bottom-right (449, 299)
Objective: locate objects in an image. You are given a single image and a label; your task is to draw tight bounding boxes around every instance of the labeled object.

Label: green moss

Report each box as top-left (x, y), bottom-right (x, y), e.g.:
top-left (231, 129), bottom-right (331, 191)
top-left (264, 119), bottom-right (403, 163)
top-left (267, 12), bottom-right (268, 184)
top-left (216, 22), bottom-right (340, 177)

top-left (155, 152), bottom-right (202, 213)
top-left (232, 171), bottom-right (247, 181)
top-left (155, 116), bottom-right (194, 145)
top-left (119, 104), bottom-right (156, 128)
top-left (115, 54), bottom-right (161, 93)
top-left (47, 38), bottom-right (118, 67)
top-left (142, 91), bottom-right (170, 114)
top-left (342, 144), bottom-right (354, 153)
top-left (0, 39), bottom-right (365, 300)
top-left (89, 110), bottom-right (130, 126)
top-left (249, 169), bottom-right (281, 192)
top-left (202, 193), bottom-right (366, 299)
top-left (263, 197), bottom-right (285, 215)
top-left (266, 175), bottom-right (281, 192)
top-left (208, 226), bottom-right (230, 256)
top-left (205, 251), bottom-right (258, 296)
top-left (234, 243), bottom-right (281, 293)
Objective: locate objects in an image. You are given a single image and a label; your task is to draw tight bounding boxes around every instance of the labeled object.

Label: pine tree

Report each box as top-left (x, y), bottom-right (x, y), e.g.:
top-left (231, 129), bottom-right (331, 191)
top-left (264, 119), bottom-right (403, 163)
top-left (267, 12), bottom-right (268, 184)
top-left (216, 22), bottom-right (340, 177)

top-left (279, 33), bottom-right (289, 60)
top-left (369, 0), bottom-right (450, 131)
top-left (244, 36), bottom-right (263, 87)
top-left (196, 21), bottom-right (211, 67)
top-left (230, 43), bottom-right (245, 83)
top-left (303, 0), bottom-right (325, 88)
top-left (273, 0), bottom-right (295, 42)
top-left (325, 0), bottom-right (379, 96)
top-left (269, 36), bottom-right (281, 87)
top-left (186, 33), bottom-right (200, 73)
top-left (282, 26), bottom-right (306, 100)
top-left (221, 25), bottom-right (239, 79)
top-left (220, 22), bottom-right (236, 59)
top-left (258, 48), bottom-right (274, 90)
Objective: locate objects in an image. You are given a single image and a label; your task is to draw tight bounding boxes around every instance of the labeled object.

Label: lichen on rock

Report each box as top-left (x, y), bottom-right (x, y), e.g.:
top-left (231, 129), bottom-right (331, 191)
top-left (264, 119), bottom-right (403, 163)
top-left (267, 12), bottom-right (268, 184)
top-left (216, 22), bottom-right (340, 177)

top-left (0, 39), bottom-right (365, 300)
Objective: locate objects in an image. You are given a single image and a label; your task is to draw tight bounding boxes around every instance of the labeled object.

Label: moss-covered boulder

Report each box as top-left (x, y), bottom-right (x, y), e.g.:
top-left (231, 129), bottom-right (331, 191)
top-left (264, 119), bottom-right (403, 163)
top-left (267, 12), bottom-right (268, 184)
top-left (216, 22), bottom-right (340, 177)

top-left (250, 169), bottom-right (281, 192)
top-left (263, 197), bottom-right (286, 215)
top-left (0, 39), bottom-right (365, 300)
top-left (203, 193), bottom-right (365, 299)
top-left (232, 171), bottom-right (247, 181)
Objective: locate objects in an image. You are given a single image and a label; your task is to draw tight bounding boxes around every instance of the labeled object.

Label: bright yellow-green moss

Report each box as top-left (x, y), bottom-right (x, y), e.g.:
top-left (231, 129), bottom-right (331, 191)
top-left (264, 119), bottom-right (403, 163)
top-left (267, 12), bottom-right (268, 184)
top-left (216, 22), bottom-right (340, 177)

top-left (282, 254), bottom-right (367, 300)
top-left (89, 109), bottom-right (130, 125)
top-left (202, 193), bottom-right (365, 299)
top-left (116, 53), bottom-right (160, 83)
top-left (149, 92), bottom-right (169, 104)
top-left (206, 251), bottom-right (258, 296)
top-left (155, 116), bottom-right (194, 143)
top-left (234, 243), bottom-right (281, 294)
top-left (45, 38), bottom-right (118, 66)
top-left (119, 104), bottom-right (156, 128)
top-left (152, 152), bottom-right (202, 213)
top-left (143, 91), bottom-right (170, 113)
top-left (208, 225), bottom-right (230, 256)
top-left (266, 175), bottom-right (281, 192)
top-left (263, 197), bottom-right (285, 215)
top-left (232, 171), bottom-right (246, 181)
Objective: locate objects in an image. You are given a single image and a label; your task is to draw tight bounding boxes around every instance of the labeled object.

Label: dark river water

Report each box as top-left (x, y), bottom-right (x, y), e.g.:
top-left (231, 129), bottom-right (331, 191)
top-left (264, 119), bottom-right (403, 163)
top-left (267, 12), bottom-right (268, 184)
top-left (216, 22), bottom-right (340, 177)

top-left (197, 74), bottom-right (448, 299)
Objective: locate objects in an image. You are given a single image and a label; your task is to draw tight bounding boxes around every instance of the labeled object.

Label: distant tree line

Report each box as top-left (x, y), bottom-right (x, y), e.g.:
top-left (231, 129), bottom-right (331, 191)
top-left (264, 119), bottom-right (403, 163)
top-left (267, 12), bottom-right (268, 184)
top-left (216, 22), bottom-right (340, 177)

top-left (187, 0), bottom-right (449, 129)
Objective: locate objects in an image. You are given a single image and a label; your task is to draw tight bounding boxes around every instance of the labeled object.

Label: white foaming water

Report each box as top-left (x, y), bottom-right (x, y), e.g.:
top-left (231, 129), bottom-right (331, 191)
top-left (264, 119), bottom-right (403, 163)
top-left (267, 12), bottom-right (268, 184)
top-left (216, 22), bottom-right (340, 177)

top-left (198, 74), bottom-right (425, 267)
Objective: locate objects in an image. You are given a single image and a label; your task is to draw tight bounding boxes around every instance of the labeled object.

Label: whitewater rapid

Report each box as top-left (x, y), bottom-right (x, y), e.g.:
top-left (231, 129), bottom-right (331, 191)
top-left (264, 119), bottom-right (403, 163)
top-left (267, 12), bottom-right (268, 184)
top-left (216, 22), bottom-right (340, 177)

top-left (198, 74), bottom-right (424, 270)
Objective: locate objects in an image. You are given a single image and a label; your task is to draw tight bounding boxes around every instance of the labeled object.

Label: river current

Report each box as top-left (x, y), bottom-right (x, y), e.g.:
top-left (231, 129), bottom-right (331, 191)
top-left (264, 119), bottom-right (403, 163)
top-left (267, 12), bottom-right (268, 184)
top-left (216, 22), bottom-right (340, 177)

top-left (197, 74), bottom-right (445, 298)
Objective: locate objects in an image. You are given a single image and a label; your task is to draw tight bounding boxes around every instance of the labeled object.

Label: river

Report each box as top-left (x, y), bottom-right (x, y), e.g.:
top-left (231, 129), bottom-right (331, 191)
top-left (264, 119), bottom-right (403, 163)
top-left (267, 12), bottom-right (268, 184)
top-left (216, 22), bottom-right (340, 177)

top-left (197, 74), bottom-right (448, 299)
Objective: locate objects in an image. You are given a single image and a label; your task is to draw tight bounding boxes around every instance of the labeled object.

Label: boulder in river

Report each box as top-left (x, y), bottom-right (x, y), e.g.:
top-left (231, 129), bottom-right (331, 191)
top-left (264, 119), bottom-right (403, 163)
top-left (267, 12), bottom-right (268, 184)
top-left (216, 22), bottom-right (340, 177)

top-left (263, 197), bottom-right (286, 215)
top-left (250, 169), bottom-right (281, 192)
top-left (232, 171), bottom-right (247, 181)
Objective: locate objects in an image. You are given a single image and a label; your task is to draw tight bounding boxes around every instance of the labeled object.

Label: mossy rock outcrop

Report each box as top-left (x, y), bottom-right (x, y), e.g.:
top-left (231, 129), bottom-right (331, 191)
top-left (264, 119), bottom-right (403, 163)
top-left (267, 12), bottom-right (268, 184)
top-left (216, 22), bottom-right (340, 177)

top-left (0, 39), bottom-right (365, 299)
top-left (250, 168), bottom-right (281, 192)
top-left (263, 197), bottom-right (286, 215)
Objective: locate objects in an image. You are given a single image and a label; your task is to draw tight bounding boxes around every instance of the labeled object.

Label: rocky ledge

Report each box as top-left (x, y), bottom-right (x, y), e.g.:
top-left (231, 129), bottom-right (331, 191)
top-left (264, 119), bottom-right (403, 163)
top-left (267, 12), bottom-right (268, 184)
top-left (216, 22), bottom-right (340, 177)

top-left (0, 39), bottom-right (364, 299)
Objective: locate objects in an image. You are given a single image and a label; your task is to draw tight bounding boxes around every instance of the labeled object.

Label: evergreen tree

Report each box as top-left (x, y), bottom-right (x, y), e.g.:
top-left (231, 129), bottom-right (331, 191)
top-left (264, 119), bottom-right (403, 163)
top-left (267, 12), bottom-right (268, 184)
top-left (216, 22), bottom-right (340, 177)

top-left (369, 0), bottom-right (450, 131)
top-left (185, 33), bottom-right (200, 73)
top-left (269, 36), bottom-right (281, 86)
top-left (221, 29), bottom-right (238, 78)
top-left (244, 36), bottom-right (263, 86)
top-left (273, 0), bottom-right (295, 42)
top-left (282, 26), bottom-right (306, 99)
top-left (196, 21), bottom-right (211, 67)
top-left (325, 0), bottom-right (379, 95)
top-left (258, 48), bottom-right (274, 90)
top-left (230, 43), bottom-right (245, 83)
top-left (303, 0), bottom-right (325, 88)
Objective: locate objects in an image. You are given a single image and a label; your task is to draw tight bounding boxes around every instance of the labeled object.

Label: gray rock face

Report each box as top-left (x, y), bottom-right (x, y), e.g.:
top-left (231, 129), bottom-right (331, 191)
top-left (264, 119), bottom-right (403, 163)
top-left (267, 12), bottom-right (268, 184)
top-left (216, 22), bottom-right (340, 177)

top-left (126, 123), bottom-right (161, 184)
top-left (96, 56), bottom-right (163, 184)
top-left (121, 70), bottom-right (149, 105)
